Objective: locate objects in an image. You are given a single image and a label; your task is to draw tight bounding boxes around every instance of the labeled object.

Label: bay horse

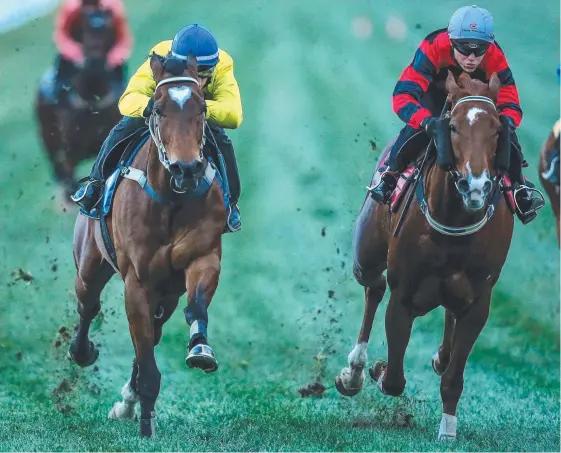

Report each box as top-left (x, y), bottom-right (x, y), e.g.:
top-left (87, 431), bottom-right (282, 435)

top-left (36, 5), bottom-right (122, 201)
top-left (69, 53), bottom-right (227, 437)
top-left (335, 72), bottom-right (515, 441)
top-left (538, 120), bottom-right (560, 245)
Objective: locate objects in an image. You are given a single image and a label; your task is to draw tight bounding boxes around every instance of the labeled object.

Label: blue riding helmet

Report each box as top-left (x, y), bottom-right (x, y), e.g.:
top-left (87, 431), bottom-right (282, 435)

top-left (171, 24), bottom-right (219, 69)
top-left (448, 5), bottom-right (495, 44)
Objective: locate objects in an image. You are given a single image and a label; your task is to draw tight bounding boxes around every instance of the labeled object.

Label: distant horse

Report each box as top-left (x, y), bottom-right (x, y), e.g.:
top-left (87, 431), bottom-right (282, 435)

top-left (335, 72), bottom-right (516, 441)
top-left (538, 120), bottom-right (560, 245)
top-left (36, 6), bottom-right (122, 201)
top-left (69, 54), bottom-right (227, 437)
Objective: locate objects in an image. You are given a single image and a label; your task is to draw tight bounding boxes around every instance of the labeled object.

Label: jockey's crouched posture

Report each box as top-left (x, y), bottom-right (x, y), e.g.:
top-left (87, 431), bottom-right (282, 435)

top-left (71, 24), bottom-right (243, 232)
top-left (370, 5), bottom-right (545, 224)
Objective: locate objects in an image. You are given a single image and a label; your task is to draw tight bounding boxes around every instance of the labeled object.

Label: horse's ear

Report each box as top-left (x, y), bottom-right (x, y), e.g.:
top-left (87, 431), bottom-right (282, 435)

top-left (150, 53), bottom-right (165, 81)
top-left (445, 70), bottom-right (460, 99)
top-left (457, 72), bottom-right (472, 90)
top-left (185, 52), bottom-right (198, 76)
top-left (488, 72), bottom-right (501, 101)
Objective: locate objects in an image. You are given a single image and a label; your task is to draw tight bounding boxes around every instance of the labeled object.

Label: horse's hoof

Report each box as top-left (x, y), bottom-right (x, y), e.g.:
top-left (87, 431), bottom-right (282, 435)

top-left (68, 340), bottom-right (99, 367)
top-left (334, 367), bottom-right (364, 397)
top-left (186, 344), bottom-right (219, 373)
top-left (139, 414), bottom-right (155, 438)
top-left (369, 360), bottom-right (387, 382)
top-left (369, 361), bottom-right (404, 396)
top-left (334, 375), bottom-right (361, 397)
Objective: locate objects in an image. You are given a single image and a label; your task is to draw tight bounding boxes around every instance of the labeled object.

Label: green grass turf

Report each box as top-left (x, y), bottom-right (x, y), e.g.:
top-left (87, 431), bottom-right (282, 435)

top-left (0, 0), bottom-right (558, 450)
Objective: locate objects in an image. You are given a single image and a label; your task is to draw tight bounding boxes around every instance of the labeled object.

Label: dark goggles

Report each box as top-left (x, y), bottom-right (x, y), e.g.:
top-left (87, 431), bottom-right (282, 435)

top-left (198, 65), bottom-right (216, 78)
top-left (452, 40), bottom-right (490, 58)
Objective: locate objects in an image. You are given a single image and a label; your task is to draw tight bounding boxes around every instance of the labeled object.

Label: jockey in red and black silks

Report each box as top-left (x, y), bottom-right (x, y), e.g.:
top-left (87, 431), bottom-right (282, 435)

top-left (370, 5), bottom-right (545, 225)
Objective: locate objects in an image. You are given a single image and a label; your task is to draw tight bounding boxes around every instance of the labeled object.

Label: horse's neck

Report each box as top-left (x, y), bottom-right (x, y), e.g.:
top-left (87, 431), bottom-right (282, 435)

top-left (425, 165), bottom-right (483, 227)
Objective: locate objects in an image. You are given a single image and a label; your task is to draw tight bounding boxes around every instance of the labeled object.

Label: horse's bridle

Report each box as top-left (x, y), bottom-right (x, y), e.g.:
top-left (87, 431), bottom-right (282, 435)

top-left (148, 76), bottom-right (207, 172)
top-left (417, 95), bottom-right (503, 236)
top-left (120, 75), bottom-right (218, 205)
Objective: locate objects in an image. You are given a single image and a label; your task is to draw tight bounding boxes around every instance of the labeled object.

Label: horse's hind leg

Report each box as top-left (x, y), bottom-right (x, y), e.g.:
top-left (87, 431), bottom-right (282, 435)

top-left (335, 198), bottom-right (388, 396)
top-left (69, 217), bottom-right (114, 366)
top-left (184, 252), bottom-right (221, 373)
top-left (432, 309), bottom-right (455, 375)
top-left (370, 292), bottom-right (413, 397)
top-left (437, 291), bottom-right (491, 441)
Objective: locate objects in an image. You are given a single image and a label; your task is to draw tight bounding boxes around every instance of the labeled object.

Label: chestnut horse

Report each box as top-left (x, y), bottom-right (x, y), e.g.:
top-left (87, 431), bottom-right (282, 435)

top-left (538, 119), bottom-right (560, 244)
top-left (335, 72), bottom-right (515, 440)
top-left (69, 54), bottom-right (227, 437)
top-left (36, 6), bottom-right (122, 200)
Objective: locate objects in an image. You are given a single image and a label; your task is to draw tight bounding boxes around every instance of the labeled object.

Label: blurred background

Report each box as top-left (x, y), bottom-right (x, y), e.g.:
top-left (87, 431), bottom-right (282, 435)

top-left (0, 0), bottom-right (559, 451)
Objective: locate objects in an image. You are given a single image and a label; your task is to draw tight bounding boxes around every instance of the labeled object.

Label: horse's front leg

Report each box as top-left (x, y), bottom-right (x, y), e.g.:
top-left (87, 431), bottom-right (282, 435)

top-left (109, 296), bottom-right (178, 422)
top-left (437, 288), bottom-right (491, 441)
top-left (184, 251), bottom-right (221, 373)
top-left (124, 273), bottom-right (161, 438)
top-left (370, 291), bottom-right (414, 397)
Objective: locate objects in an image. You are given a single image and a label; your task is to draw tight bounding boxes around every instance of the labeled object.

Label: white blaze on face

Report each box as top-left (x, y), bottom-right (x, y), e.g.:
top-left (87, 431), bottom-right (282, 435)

top-left (168, 86), bottom-right (192, 110)
top-left (466, 107), bottom-right (486, 126)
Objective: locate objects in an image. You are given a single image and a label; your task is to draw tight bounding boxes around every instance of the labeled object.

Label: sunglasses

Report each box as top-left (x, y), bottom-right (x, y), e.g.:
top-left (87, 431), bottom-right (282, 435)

top-left (452, 41), bottom-right (489, 58)
top-left (198, 66), bottom-right (215, 78)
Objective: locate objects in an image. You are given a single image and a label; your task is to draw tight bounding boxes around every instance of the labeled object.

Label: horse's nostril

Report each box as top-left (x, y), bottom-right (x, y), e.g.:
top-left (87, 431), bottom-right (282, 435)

top-left (457, 178), bottom-right (470, 194)
top-left (483, 180), bottom-right (492, 194)
top-left (169, 163), bottom-right (181, 176)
